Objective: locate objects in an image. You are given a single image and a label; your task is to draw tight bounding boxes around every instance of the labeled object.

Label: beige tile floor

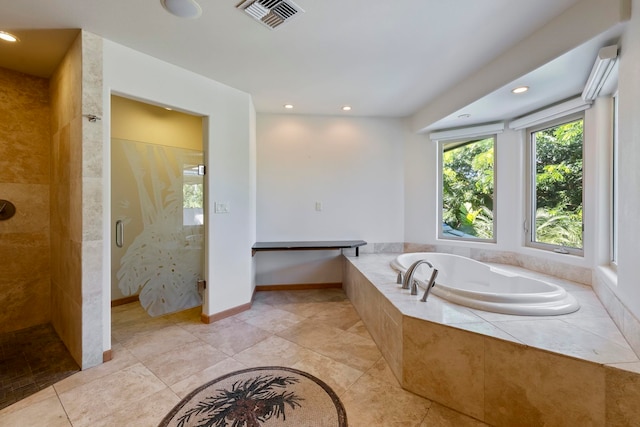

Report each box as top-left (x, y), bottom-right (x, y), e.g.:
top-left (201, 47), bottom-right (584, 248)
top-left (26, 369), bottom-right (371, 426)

top-left (0, 289), bottom-right (488, 427)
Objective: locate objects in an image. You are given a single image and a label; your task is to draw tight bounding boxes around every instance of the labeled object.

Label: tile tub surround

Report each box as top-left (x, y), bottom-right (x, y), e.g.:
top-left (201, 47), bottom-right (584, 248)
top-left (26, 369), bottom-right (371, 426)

top-left (343, 253), bottom-right (640, 426)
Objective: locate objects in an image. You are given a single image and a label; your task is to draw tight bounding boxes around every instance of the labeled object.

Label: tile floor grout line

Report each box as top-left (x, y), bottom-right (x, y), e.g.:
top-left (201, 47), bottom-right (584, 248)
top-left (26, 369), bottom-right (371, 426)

top-left (52, 383), bottom-right (74, 427)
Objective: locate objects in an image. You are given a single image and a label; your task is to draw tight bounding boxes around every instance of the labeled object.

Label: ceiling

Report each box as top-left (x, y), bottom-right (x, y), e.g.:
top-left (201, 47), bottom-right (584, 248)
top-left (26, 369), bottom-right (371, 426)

top-left (0, 0), bottom-right (622, 127)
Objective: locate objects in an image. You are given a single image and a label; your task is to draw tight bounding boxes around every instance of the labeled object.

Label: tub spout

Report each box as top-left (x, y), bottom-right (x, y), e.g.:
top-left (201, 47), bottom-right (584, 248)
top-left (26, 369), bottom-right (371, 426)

top-left (420, 267), bottom-right (438, 302)
top-left (402, 260), bottom-right (437, 299)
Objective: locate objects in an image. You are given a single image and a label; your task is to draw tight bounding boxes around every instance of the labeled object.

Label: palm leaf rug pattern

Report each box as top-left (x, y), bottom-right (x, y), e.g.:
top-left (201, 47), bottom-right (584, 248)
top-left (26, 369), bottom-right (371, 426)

top-left (160, 367), bottom-right (348, 427)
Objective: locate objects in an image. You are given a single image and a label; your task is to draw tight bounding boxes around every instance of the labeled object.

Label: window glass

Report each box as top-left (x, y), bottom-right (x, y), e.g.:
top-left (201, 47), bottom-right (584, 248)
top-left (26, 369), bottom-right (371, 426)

top-left (440, 136), bottom-right (495, 241)
top-left (183, 165), bottom-right (204, 226)
top-left (528, 116), bottom-right (583, 252)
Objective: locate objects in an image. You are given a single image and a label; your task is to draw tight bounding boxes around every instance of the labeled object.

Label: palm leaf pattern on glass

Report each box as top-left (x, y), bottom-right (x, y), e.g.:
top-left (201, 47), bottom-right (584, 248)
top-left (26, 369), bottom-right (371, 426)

top-left (176, 374), bottom-right (304, 427)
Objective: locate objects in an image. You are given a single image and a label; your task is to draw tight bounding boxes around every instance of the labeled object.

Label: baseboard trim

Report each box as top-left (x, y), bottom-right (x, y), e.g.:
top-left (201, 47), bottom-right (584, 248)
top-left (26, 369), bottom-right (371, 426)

top-left (103, 349), bottom-right (113, 363)
top-left (255, 282), bottom-right (342, 291)
top-left (201, 302), bottom-right (252, 324)
top-left (111, 295), bottom-right (139, 307)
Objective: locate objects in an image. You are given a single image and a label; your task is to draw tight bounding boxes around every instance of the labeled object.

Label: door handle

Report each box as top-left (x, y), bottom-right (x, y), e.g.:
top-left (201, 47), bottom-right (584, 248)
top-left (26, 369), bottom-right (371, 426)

top-left (115, 220), bottom-right (124, 248)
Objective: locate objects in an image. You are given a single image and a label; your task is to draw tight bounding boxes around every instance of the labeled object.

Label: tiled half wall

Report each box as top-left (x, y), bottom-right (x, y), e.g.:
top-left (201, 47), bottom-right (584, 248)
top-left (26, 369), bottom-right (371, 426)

top-left (343, 257), bottom-right (640, 426)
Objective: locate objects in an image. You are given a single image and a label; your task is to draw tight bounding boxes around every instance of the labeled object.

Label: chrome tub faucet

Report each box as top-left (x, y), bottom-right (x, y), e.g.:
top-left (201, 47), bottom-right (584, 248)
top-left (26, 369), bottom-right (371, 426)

top-left (402, 259), bottom-right (439, 302)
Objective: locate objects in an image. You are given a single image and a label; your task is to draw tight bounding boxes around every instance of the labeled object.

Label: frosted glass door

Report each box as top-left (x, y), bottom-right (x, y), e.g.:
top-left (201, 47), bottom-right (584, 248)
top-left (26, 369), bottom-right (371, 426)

top-left (111, 138), bottom-right (204, 316)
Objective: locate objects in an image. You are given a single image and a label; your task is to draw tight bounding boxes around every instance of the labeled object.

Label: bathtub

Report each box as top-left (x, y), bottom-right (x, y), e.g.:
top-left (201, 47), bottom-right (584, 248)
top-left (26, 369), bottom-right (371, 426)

top-left (391, 252), bottom-right (579, 316)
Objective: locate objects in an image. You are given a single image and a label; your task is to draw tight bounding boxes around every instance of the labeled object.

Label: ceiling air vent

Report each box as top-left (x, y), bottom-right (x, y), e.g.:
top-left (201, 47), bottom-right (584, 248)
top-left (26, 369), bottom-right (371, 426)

top-left (236, 0), bottom-right (304, 30)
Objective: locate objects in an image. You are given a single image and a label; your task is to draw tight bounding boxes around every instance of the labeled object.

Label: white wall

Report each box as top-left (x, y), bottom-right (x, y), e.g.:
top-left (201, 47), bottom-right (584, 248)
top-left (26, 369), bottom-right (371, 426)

top-left (255, 114), bottom-right (406, 285)
top-left (102, 40), bottom-right (256, 350)
top-left (616, 0), bottom-right (640, 319)
top-left (257, 114), bottom-right (405, 242)
top-left (404, 132), bottom-right (433, 244)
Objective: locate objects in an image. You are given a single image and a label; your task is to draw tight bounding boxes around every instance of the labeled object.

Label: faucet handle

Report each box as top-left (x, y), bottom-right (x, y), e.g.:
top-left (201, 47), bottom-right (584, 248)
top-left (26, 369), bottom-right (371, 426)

top-left (410, 279), bottom-right (419, 296)
top-left (396, 272), bottom-right (404, 284)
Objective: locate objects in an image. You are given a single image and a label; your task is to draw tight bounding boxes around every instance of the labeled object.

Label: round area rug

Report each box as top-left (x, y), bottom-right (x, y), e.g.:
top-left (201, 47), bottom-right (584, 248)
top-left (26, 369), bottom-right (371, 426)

top-left (159, 366), bottom-right (348, 427)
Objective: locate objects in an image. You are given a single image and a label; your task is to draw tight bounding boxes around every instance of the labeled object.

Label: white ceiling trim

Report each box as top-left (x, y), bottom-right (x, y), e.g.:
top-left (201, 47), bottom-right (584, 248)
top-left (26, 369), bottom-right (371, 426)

top-left (508, 97), bottom-right (591, 130)
top-left (429, 122), bottom-right (505, 142)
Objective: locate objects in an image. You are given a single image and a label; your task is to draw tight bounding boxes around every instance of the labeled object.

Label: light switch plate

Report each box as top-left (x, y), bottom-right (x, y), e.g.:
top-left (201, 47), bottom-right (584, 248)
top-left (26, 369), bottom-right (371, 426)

top-left (214, 202), bottom-right (230, 213)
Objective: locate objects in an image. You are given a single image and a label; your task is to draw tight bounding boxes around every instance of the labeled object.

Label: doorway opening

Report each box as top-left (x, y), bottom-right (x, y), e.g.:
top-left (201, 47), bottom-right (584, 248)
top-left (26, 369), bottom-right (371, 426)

top-left (110, 95), bottom-right (205, 325)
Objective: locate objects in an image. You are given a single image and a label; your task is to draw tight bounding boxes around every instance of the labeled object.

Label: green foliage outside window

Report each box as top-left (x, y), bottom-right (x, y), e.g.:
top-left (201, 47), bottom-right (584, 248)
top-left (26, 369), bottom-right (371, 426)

top-left (442, 137), bottom-right (494, 239)
top-left (532, 119), bottom-right (583, 248)
top-left (183, 183), bottom-right (203, 209)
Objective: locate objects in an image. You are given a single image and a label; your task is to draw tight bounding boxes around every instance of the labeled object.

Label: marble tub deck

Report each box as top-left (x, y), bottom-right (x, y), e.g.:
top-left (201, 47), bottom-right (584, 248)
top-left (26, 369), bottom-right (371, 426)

top-left (344, 253), bottom-right (640, 426)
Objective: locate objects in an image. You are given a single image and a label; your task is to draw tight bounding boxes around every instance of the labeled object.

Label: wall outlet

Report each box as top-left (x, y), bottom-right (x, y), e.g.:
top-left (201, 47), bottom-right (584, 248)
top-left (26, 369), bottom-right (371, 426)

top-left (315, 201), bottom-right (323, 211)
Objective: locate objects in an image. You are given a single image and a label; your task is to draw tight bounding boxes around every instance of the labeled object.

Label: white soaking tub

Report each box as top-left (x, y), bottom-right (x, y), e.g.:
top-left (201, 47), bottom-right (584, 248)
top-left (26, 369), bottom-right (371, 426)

top-left (391, 252), bottom-right (579, 316)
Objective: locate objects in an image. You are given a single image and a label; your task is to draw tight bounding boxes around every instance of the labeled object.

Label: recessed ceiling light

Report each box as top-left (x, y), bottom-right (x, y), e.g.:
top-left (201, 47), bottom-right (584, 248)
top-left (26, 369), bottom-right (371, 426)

top-left (161, 0), bottom-right (202, 18)
top-left (341, 105), bottom-right (352, 111)
top-left (284, 104), bottom-right (294, 109)
top-left (458, 114), bottom-right (471, 119)
top-left (512, 86), bottom-right (529, 94)
top-left (0, 31), bottom-right (19, 43)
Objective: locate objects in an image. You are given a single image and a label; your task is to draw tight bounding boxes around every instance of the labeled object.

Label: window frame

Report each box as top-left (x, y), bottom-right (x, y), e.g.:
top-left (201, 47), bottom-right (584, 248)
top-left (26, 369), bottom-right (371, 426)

top-left (437, 134), bottom-right (497, 243)
top-left (525, 112), bottom-right (585, 256)
top-left (610, 91), bottom-right (619, 268)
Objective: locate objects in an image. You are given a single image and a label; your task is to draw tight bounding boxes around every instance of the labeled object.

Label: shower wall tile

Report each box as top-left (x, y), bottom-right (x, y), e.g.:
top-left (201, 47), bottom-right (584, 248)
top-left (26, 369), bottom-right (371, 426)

top-left (50, 31), bottom-right (84, 367)
top-left (82, 240), bottom-right (103, 298)
top-left (82, 125), bottom-right (103, 178)
top-left (69, 175), bottom-right (82, 243)
top-left (49, 33), bottom-right (81, 135)
top-left (484, 339), bottom-right (605, 426)
top-left (0, 67), bottom-right (51, 185)
top-left (50, 281), bottom-right (82, 363)
top-left (64, 240), bottom-right (83, 305)
top-left (55, 123), bottom-right (71, 187)
top-left (0, 232), bottom-right (49, 277)
top-left (82, 290), bottom-right (104, 368)
top-left (81, 177), bottom-right (103, 241)
top-left (70, 116), bottom-right (83, 180)
top-left (0, 276), bottom-right (50, 334)
top-left (81, 32), bottom-right (103, 120)
top-left (80, 30), bottom-right (104, 369)
top-left (0, 67), bottom-right (51, 334)
top-left (0, 183), bottom-right (49, 234)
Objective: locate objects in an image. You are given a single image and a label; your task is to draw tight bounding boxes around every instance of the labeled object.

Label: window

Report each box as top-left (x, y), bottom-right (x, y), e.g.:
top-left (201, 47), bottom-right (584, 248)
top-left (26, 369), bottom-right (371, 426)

top-left (439, 136), bottom-right (496, 241)
top-left (611, 92), bottom-right (619, 266)
top-left (183, 164), bottom-right (204, 226)
top-left (526, 115), bottom-right (584, 254)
